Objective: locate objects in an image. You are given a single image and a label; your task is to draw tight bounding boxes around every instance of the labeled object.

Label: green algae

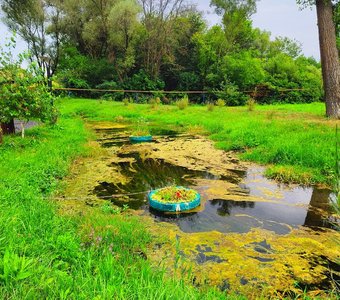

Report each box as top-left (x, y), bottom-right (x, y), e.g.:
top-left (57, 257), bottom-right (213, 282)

top-left (59, 121), bottom-right (340, 299)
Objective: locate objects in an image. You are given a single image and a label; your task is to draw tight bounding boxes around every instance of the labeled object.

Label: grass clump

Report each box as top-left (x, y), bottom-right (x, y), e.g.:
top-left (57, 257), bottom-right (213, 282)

top-left (149, 97), bottom-right (161, 109)
top-left (207, 103), bottom-right (215, 112)
top-left (216, 99), bottom-right (226, 107)
top-left (122, 97), bottom-right (131, 106)
top-left (176, 95), bottom-right (189, 110)
top-left (246, 98), bottom-right (256, 111)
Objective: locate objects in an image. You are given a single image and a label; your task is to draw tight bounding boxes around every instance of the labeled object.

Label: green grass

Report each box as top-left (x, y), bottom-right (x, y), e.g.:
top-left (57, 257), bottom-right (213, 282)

top-left (0, 118), bottom-right (227, 299)
top-left (0, 98), bottom-right (336, 298)
top-left (59, 98), bottom-right (338, 185)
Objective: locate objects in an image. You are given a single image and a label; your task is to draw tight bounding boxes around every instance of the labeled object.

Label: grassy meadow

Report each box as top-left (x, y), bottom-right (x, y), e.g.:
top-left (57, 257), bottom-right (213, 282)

top-left (60, 98), bottom-right (338, 186)
top-left (0, 97), bottom-right (338, 299)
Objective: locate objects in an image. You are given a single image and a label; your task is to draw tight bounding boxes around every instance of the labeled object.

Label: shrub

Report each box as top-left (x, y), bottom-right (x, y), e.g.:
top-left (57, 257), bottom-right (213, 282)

top-left (246, 98), bottom-right (256, 111)
top-left (123, 98), bottom-right (130, 106)
top-left (0, 41), bottom-right (57, 138)
top-left (149, 97), bottom-right (161, 109)
top-left (176, 95), bottom-right (189, 110)
top-left (207, 103), bottom-right (215, 111)
top-left (216, 99), bottom-right (226, 107)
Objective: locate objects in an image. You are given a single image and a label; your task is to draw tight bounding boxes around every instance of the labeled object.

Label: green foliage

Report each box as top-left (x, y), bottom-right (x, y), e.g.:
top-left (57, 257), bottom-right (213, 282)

top-left (123, 98), bottom-right (130, 106)
top-left (246, 98), bottom-right (256, 111)
top-left (131, 117), bottom-right (150, 136)
top-left (59, 98), bottom-right (336, 185)
top-left (2, 0), bottom-right (324, 107)
top-left (149, 97), bottom-right (161, 109)
top-left (207, 103), bottom-right (215, 111)
top-left (176, 95), bottom-right (190, 110)
top-left (0, 250), bottom-right (35, 285)
top-left (0, 113), bottom-right (228, 299)
top-left (216, 81), bottom-right (248, 106)
top-left (216, 99), bottom-right (226, 107)
top-left (0, 40), bottom-right (57, 131)
top-left (125, 70), bottom-right (165, 92)
top-left (223, 51), bottom-right (265, 89)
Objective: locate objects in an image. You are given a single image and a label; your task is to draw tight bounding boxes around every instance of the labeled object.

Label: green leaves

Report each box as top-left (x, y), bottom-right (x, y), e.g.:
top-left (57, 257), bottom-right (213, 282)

top-left (0, 250), bottom-right (35, 285)
top-left (0, 39), bottom-right (57, 130)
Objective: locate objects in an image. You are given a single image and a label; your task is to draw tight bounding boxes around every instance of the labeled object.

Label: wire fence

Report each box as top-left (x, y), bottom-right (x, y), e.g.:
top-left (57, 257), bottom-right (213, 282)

top-left (52, 86), bottom-right (313, 104)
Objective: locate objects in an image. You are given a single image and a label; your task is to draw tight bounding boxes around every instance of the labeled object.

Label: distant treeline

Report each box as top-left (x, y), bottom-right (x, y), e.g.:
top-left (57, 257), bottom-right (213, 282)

top-left (2, 0), bottom-right (325, 104)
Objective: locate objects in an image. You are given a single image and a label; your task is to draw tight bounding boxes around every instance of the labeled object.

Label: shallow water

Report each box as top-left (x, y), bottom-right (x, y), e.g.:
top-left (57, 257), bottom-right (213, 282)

top-left (93, 126), bottom-right (337, 235)
top-left (63, 122), bottom-right (339, 297)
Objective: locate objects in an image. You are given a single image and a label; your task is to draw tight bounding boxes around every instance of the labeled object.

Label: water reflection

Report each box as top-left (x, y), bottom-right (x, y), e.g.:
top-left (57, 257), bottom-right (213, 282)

top-left (304, 188), bottom-right (334, 228)
top-left (93, 128), bottom-right (337, 235)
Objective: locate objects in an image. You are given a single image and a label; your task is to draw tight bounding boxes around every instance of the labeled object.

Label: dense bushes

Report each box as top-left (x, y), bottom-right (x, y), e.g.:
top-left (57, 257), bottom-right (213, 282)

top-left (53, 11), bottom-right (323, 105)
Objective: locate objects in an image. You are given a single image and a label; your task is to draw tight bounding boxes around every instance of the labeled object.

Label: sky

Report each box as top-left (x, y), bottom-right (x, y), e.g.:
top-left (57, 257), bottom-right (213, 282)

top-left (0, 0), bottom-right (320, 60)
top-left (197, 0), bottom-right (319, 59)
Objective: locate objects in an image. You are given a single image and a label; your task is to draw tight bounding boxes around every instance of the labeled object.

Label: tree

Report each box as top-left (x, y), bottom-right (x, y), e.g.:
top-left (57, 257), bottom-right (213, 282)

top-left (210, 0), bottom-right (258, 51)
top-left (0, 39), bottom-right (57, 141)
top-left (108, 0), bottom-right (141, 81)
top-left (1, 0), bottom-right (64, 88)
top-left (138, 0), bottom-right (189, 78)
top-left (297, 0), bottom-right (340, 118)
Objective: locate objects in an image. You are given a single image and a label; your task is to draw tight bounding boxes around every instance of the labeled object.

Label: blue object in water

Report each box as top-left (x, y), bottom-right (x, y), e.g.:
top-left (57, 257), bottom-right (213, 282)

top-left (129, 135), bottom-right (153, 143)
top-left (148, 187), bottom-right (201, 212)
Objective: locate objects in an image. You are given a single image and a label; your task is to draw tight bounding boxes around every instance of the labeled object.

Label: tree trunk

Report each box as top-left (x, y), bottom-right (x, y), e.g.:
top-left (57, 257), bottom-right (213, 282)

top-left (316, 0), bottom-right (340, 118)
top-left (1, 119), bottom-right (15, 134)
top-left (0, 126), bottom-right (3, 144)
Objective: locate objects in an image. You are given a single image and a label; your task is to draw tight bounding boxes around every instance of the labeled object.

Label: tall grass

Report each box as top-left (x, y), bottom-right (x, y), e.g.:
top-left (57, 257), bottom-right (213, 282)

top-left (59, 98), bottom-right (337, 185)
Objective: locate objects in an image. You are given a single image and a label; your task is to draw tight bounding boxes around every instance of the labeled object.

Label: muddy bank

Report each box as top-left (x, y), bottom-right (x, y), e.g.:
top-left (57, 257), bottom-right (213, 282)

top-left (60, 122), bottom-right (340, 298)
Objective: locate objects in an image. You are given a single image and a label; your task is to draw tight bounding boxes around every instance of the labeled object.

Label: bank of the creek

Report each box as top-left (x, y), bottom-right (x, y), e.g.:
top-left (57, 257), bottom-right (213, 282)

top-left (60, 121), bottom-right (340, 299)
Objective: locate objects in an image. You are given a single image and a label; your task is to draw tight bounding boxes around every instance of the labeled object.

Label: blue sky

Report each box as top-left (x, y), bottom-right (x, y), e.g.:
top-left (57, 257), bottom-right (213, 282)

top-left (0, 0), bottom-right (319, 59)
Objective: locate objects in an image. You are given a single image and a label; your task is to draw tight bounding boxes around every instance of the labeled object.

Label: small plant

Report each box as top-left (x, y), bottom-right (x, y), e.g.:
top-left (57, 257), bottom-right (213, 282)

top-left (152, 186), bottom-right (197, 203)
top-left (122, 98), bottom-right (130, 106)
top-left (101, 203), bottom-right (128, 214)
top-left (114, 115), bottom-right (126, 123)
top-left (149, 97), bottom-right (161, 109)
top-left (246, 97), bottom-right (256, 111)
top-left (176, 95), bottom-right (189, 110)
top-left (101, 203), bottom-right (120, 214)
top-left (216, 99), bottom-right (226, 107)
top-left (131, 117), bottom-right (150, 137)
top-left (207, 103), bottom-right (214, 112)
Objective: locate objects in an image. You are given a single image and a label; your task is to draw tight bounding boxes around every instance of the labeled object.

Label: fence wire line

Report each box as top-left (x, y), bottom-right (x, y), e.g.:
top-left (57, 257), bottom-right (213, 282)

top-left (53, 87), bottom-right (309, 94)
top-left (48, 190), bottom-right (152, 201)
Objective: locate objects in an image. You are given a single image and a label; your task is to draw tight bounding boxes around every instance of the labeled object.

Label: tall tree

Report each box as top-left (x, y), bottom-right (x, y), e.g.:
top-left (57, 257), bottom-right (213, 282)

top-left (138, 0), bottom-right (189, 78)
top-left (298, 0), bottom-right (340, 118)
top-left (210, 0), bottom-right (258, 51)
top-left (108, 0), bottom-right (141, 81)
top-left (1, 0), bottom-right (64, 88)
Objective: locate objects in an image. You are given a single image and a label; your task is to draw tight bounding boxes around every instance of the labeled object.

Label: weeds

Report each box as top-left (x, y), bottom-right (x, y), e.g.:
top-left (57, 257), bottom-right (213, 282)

top-left (58, 98), bottom-right (336, 185)
top-left (149, 97), bottom-right (161, 109)
top-left (207, 103), bottom-right (215, 112)
top-left (216, 99), bottom-right (226, 107)
top-left (0, 117), bottom-right (227, 299)
top-left (122, 98), bottom-right (133, 106)
top-left (246, 97), bottom-right (256, 111)
top-left (176, 95), bottom-right (189, 110)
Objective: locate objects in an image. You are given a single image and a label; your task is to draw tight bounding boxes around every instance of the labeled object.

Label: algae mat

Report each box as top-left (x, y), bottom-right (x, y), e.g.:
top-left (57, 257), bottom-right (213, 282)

top-left (60, 122), bottom-right (340, 299)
